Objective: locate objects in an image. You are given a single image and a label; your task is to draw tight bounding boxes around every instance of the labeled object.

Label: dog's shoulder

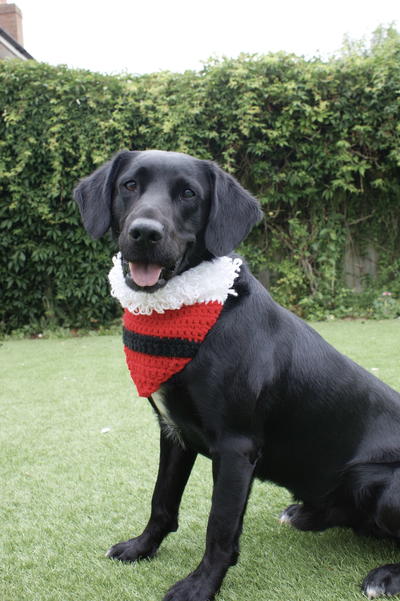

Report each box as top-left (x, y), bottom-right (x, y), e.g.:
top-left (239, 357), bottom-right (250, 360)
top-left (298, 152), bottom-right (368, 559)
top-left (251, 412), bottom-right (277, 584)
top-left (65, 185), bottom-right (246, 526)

top-left (221, 256), bottom-right (301, 338)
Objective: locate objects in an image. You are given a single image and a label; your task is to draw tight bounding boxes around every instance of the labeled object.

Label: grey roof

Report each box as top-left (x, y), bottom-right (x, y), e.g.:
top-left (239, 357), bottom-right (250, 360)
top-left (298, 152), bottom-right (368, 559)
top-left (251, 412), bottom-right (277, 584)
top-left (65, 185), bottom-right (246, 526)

top-left (0, 25), bottom-right (33, 59)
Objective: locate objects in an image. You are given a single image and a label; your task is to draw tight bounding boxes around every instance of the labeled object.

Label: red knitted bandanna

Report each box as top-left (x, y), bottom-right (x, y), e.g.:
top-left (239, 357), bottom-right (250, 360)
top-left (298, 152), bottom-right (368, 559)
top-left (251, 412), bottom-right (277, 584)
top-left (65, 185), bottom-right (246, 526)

top-left (123, 302), bottom-right (223, 396)
top-left (108, 254), bottom-right (242, 398)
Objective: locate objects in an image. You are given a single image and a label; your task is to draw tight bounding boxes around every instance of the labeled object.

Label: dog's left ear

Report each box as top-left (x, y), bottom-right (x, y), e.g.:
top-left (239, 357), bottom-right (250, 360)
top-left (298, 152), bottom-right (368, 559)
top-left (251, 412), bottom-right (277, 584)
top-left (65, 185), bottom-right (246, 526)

top-left (205, 162), bottom-right (263, 256)
top-left (74, 150), bottom-right (133, 239)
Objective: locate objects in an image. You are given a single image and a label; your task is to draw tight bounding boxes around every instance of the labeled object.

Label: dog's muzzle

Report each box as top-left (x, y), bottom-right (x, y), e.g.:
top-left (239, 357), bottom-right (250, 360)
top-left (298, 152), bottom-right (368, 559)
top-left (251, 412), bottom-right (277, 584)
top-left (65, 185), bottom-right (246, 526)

top-left (120, 217), bottom-right (176, 290)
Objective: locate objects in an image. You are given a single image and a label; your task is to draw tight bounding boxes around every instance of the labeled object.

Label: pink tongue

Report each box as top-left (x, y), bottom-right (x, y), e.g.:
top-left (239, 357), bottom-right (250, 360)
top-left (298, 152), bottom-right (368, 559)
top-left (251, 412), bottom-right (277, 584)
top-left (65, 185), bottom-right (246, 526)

top-left (129, 262), bottom-right (163, 287)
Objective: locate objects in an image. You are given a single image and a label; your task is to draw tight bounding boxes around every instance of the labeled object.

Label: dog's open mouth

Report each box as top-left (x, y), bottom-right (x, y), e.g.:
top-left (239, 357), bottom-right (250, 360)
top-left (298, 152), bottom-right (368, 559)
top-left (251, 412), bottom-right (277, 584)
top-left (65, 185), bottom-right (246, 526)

top-left (129, 262), bottom-right (163, 288)
top-left (123, 260), bottom-right (177, 291)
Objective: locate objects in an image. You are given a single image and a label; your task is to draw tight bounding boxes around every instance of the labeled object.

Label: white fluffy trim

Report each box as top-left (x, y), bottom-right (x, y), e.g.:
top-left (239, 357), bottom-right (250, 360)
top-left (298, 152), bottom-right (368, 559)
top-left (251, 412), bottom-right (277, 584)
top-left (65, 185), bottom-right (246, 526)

top-left (108, 253), bottom-right (242, 315)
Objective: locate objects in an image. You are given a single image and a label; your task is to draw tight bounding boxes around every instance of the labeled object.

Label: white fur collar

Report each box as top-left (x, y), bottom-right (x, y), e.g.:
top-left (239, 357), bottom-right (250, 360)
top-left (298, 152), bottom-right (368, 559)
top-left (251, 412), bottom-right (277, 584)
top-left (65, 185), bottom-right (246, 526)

top-left (108, 253), bottom-right (242, 315)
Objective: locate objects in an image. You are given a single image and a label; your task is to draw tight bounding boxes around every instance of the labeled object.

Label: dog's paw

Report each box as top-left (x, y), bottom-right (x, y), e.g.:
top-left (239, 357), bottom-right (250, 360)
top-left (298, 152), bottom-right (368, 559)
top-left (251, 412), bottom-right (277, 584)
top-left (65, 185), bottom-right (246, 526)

top-left (362, 563), bottom-right (400, 599)
top-left (163, 572), bottom-right (218, 601)
top-left (106, 535), bottom-right (158, 562)
top-left (279, 504), bottom-right (301, 525)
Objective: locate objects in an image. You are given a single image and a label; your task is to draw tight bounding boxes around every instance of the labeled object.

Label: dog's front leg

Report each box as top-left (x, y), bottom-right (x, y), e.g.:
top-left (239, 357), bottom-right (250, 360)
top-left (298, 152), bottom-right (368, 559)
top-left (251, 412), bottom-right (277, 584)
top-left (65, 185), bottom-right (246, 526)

top-left (163, 437), bottom-right (258, 601)
top-left (107, 431), bottom-right (197, 562)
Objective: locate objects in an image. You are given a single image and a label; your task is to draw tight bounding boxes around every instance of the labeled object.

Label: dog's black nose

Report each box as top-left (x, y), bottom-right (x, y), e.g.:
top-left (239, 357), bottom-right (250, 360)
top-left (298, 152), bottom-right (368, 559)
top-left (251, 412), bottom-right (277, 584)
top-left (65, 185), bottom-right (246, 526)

top-left (129, 218), bottom-right (164, 246)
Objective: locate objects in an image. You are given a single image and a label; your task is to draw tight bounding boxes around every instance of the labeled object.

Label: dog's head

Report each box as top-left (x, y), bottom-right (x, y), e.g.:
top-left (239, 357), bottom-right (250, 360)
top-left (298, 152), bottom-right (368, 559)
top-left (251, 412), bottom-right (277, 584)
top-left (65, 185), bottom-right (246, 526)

top-left (74, 150), bottom-right (262, 291)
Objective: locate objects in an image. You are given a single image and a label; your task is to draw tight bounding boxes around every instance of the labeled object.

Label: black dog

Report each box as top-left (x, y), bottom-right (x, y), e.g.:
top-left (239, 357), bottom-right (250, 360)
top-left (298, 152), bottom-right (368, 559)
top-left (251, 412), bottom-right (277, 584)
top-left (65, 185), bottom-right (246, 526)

top-left (75, 150), bottom-right (400, 601)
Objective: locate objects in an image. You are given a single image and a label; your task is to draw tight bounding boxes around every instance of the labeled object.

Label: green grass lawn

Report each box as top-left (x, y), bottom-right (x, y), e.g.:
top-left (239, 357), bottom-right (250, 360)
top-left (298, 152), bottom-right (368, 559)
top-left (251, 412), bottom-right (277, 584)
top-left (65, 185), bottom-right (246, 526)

top-left (1, 319), bottom-right (400, 601)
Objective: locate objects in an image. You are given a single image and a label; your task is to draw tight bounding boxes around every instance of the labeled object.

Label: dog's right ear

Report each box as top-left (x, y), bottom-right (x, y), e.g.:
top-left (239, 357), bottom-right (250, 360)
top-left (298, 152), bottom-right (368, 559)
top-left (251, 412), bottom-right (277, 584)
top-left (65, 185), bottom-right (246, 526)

top-left (74, 150), bottom-right (133, 239)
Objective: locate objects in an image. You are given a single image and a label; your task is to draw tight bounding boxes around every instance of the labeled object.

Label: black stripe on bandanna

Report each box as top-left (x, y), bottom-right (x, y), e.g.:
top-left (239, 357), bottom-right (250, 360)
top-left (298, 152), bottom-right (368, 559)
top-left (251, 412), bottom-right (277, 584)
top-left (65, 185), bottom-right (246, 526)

top-left (123, 328), bottom-right (201, 358)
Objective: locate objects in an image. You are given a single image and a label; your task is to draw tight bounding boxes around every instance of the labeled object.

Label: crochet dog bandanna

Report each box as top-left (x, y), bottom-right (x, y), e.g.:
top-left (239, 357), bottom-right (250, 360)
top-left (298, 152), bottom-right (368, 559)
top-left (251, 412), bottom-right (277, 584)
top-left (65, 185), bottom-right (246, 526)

top-left (108, 253), bottom-right (242, 397)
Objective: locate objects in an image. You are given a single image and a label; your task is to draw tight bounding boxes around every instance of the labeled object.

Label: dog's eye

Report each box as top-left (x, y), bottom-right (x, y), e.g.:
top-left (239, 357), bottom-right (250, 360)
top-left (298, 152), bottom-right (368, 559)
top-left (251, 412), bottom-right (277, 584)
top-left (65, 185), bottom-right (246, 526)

top-left (124, 180), bottom-right (137, 191)
top-left (182, 188), bottom-right (195, 199)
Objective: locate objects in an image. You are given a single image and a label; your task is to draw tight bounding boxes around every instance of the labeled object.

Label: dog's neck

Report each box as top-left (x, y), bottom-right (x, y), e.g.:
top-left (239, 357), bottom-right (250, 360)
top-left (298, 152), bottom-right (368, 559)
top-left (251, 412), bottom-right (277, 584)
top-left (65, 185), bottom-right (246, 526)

top-left (108, 253), bottom-right (242, 315)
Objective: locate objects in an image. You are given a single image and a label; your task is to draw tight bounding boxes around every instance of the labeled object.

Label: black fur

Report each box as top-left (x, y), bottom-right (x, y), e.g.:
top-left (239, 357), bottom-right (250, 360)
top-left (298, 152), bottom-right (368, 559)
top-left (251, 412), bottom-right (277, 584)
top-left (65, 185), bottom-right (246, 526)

top-left (75, 150), bottom-right (400, 600)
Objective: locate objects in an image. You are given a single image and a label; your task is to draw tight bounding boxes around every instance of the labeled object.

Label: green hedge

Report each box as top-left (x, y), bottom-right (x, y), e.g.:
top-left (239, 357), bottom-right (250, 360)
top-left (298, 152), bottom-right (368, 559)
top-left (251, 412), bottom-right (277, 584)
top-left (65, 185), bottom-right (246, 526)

top-left (1, 27), bottom-right (400, 333)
